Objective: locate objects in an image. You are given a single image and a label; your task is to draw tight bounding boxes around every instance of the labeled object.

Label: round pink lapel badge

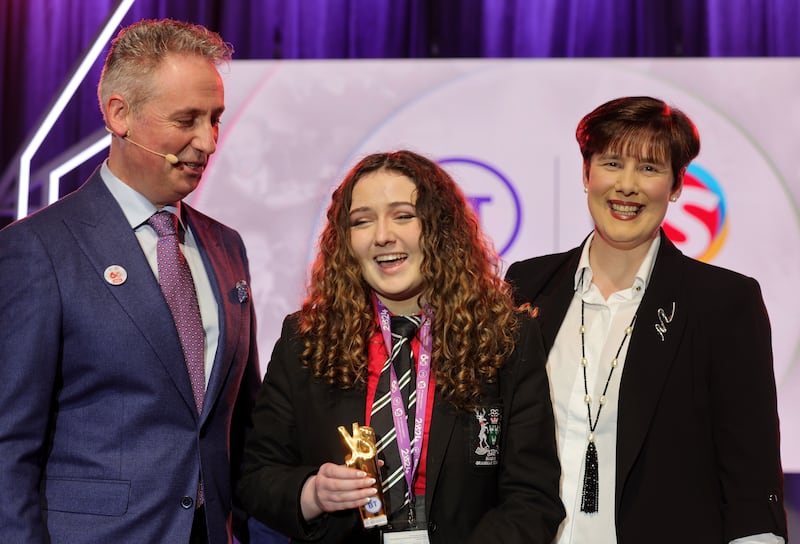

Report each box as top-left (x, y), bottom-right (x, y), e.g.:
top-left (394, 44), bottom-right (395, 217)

top-left (103, 265), bottom-right (128, 286)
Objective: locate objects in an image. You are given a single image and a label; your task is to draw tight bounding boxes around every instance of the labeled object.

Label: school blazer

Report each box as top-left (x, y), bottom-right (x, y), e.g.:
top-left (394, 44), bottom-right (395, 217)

top-left (238, 313), bottom-right (565, 543)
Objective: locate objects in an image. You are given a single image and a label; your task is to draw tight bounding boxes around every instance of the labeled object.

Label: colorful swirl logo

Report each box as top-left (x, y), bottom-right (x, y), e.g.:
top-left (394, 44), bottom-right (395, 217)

top-left (663, 164), bottom-right (728, 262)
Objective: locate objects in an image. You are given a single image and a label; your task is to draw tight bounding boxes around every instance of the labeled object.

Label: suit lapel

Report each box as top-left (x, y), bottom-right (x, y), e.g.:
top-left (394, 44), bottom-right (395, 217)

top-left (185, 209), bottom-right (228, 420)
top-left (615, 234), bottom-right (688, 505)
top-left (62, 174), bottom-right (197, 413)
top-left (531, 247), bottom-right (582, 353)
top-left (526, 241), bottom-right (586, 353)
top-left (423, 391), bottom-right (456, 519)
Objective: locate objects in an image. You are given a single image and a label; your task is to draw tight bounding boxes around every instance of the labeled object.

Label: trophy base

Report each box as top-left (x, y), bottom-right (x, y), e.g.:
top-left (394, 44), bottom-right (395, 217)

top-left (363, 514), bottom-right (388, 528)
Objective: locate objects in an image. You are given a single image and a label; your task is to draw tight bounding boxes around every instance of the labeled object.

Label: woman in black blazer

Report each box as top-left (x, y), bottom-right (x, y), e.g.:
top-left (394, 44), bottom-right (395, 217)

top-left (506, 96), bottom-right (786, 543)
top-left (238, 150), bottom-right (564, 543)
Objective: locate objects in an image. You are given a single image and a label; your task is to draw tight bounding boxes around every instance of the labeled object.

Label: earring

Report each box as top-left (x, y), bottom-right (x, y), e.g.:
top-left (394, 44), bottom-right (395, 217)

top-left (584, 186), bottom-right (589, 194)
top-left (670, 196), bottom-right (678, 202)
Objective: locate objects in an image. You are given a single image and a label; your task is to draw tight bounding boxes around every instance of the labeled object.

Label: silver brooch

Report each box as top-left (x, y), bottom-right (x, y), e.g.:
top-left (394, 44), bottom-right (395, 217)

top-left (654, 302), bottom-right (676, 341)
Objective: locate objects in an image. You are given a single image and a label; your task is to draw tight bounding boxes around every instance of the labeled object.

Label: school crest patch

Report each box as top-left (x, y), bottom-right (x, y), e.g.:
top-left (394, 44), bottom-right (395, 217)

top-left (470, 405), bottom-right (501, 466)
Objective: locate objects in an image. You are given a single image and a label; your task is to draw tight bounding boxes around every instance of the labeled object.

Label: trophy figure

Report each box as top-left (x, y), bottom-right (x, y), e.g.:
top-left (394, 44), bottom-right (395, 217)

top-left (338, 423), bottom-right (388, 528)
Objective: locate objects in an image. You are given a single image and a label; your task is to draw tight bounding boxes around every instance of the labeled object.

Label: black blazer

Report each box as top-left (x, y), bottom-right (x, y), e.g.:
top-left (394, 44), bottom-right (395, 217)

top-left (238, 314), bottom-right (565, 543)
top-left (505, 231), bottom-right (786, 543)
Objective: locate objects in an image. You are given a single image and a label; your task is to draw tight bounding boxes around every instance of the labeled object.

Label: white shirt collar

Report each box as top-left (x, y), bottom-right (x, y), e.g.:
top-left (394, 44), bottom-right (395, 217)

top-left (572, 231), bottom-right (662, 299)
top-left (100, 161), bottom-right (184, 230)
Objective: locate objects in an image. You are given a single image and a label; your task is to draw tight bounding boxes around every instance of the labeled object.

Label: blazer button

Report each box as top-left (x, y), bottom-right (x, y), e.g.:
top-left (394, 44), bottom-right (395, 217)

top-left (428, 520), bottom-right (438, 533)
top-left (180, 496), bottom-right (194, 509)
top-left (769, 493), bottom-right (779, 503)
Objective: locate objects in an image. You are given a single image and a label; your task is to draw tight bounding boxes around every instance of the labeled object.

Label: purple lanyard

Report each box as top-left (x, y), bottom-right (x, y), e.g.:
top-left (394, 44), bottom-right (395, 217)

top-left (375, 297), bottom-right (433, 501)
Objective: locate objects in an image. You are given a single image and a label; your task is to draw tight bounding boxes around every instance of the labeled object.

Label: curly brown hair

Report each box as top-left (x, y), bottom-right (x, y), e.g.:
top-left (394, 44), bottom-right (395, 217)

top-left (299, 150), bottom-right (519, 411)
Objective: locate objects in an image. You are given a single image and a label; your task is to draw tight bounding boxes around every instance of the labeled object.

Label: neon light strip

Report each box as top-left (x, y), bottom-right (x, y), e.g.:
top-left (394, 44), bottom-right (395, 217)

top-left (47, 134), bottom-right (111, 205)
top-left (16, 0), bottom-right (135, 219)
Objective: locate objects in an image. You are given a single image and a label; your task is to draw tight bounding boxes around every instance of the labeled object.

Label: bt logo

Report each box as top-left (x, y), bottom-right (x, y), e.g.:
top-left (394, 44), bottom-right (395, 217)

top-left (664, 164), bottom-right (728, 262)
top-left (437, 157), bottom-right (522, 257)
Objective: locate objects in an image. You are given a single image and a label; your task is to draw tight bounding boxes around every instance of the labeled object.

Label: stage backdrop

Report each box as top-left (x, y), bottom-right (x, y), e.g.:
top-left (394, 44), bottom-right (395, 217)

top-left (188, 59), bottom-right (800, 470)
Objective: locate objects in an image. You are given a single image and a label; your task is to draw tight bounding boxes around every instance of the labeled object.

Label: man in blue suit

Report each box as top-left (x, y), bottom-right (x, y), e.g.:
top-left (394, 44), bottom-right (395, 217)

top-left (0, 19), bottom-right (260, 543)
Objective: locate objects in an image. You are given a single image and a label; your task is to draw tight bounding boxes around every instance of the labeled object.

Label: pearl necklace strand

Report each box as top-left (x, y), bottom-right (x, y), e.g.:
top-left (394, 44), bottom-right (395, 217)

top-left (578, 271), bottom-right (637, 514)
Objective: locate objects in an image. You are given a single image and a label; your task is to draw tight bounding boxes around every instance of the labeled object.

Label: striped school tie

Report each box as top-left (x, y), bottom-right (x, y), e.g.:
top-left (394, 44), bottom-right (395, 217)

top-left (371, 314), bottom-right (421, 520)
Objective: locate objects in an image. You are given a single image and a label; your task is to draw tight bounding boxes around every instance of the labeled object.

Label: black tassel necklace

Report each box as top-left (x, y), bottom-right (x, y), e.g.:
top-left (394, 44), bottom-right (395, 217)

top-left (578, 275), bottom-right (637, 514)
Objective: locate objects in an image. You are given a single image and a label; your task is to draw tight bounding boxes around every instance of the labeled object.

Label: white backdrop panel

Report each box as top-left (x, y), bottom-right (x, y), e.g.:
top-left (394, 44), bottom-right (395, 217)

top-left (190, 59), bottom-right (800, 470)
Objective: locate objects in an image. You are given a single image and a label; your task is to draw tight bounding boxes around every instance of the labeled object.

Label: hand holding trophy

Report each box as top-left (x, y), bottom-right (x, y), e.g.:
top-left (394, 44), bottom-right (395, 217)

top-left (338, 423), bottom-right (388, 528)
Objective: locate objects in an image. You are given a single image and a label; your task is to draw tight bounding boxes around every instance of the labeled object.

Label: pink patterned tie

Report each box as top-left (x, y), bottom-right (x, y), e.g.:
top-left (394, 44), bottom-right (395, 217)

top-left (148, 211), bottom-right (206, 413)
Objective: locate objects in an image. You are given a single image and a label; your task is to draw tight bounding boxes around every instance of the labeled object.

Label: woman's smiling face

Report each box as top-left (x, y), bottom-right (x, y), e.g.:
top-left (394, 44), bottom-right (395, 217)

top-left (585, 150), bottom-right (682, 252)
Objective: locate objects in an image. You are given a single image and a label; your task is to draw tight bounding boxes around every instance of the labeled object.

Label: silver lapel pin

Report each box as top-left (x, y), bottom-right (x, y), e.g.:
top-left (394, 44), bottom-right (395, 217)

top-left (655, 302), bottom-right (676, 342)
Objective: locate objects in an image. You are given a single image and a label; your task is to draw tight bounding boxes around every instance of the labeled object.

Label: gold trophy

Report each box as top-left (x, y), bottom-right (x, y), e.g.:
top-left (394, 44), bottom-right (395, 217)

top-left (338, 423), bottom-right (388, 528)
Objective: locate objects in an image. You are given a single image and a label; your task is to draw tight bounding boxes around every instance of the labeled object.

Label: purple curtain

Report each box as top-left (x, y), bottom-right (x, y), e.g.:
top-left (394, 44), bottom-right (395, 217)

top-left (1, 0), bottom-right (800, 219)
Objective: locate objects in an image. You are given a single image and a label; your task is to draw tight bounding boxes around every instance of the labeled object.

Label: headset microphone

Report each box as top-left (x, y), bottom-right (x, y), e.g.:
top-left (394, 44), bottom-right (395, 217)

top-left (104, 126), bottom-right (180, 165)
top-left (124, 137), bottom-right (180, 165)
